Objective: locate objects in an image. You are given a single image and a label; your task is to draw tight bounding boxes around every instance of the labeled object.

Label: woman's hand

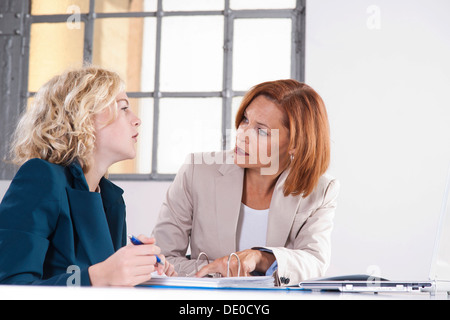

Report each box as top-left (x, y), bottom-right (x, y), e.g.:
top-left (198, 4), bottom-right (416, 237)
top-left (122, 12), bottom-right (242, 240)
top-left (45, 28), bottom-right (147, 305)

top-left (195, 249), bottom-right (275, 278)
top-left (88, 235), bottom-right (176, 286)
top-left (157, 254), bottom-right (178, 277)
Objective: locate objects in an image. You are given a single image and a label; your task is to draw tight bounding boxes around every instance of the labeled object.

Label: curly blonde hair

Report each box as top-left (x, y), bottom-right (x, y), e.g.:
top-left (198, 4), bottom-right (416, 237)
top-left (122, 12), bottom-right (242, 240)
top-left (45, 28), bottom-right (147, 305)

top-left (10, 65), bottom-right (125, 172)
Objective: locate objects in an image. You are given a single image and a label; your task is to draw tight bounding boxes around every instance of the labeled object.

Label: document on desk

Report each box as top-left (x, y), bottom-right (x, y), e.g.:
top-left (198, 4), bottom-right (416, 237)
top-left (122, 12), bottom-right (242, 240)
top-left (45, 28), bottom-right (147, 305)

top-left (141, 275), bottom-right (275, 289)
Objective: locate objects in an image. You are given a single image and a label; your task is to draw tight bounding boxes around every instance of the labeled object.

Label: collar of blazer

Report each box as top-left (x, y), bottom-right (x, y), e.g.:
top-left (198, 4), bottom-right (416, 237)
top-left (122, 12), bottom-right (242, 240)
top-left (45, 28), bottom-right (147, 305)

top-left (215, 160), bottom-right (303, 252)
top-left (65, 161), bottom-right (125, 264)
top-left (67, 160), bottom-right (124, 199)
top-left (266, 169), bottom-right (303, 247)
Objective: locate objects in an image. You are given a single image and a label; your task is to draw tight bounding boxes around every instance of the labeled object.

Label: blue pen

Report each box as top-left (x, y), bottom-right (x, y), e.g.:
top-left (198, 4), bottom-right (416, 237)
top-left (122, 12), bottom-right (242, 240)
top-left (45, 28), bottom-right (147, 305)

top-left (128, 234), bottom-right (164, 266)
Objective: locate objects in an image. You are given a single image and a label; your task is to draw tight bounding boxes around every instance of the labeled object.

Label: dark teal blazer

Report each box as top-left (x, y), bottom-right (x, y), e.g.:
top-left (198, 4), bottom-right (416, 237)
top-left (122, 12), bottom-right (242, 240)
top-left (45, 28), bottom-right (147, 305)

top-left (0, 158), bottom-right (127, 286)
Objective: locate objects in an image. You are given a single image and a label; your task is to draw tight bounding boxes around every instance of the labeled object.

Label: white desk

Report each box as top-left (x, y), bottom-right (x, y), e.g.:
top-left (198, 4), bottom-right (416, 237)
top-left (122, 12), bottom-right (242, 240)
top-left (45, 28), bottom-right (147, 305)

top-left (0, 284), bottom-right (448, 300)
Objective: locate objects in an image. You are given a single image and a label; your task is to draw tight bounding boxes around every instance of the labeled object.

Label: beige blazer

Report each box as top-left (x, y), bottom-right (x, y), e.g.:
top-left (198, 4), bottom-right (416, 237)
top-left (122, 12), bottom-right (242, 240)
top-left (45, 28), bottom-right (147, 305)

top-left (152, 151), bottom-right (340, 286)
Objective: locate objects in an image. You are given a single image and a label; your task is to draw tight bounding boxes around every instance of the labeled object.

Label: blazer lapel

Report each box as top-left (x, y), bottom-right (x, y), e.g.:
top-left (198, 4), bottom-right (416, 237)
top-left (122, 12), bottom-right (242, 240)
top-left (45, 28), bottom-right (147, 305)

top-left (99, 178), bottom-right (126, 251)
top-left (215, 163), bottom-right (244, 255)
top-left (66, 163), bottom-right (115, 265)
top-left (214, 163), bottom-right (303, 251)
top-left (266, 169), bottom-right (303, 247)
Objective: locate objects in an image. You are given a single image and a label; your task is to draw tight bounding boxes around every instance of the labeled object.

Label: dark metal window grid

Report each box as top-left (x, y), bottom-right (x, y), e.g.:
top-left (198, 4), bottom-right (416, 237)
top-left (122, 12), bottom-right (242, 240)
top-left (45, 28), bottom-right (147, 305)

top-left (0, 0), bottom-right (306, 181)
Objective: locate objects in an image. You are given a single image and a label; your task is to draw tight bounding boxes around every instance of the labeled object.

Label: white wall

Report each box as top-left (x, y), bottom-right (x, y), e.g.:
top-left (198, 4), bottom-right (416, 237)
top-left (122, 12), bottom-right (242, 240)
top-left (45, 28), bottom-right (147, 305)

top-left (114, 180), bottom-right (171, 237)
top-left (306, 0), bottom-right (450, 279)
top-left (1, 0), bottom-right (449, 281)
top-left (0, 182), bottom-right (9, 202)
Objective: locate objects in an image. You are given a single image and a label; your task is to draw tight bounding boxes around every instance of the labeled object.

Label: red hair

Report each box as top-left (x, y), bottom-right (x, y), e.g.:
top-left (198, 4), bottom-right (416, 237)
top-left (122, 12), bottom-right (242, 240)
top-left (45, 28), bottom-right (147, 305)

top-left (235, 80), bottom-right (330, 197)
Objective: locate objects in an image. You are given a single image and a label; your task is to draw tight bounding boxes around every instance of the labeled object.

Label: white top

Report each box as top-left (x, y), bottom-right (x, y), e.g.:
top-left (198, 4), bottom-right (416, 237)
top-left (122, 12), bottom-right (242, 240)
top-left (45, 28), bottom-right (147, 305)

top-left (236, 203), bottom-right (269, 251)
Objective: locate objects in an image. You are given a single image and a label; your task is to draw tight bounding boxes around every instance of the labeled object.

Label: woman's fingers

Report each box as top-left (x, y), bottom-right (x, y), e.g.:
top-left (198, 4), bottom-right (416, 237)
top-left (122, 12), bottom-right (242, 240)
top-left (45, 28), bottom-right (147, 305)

top-left (133, 265), bottom-right (156, 277)
top-left (195, 263), bottom-right (214, 278)
top-left (165, 262), bottom-right (178, 277)
top-left (195, 250), bottom-right (263, 278)
top-left (136, 234), bottom-right (156, 245)
top-left (128, 243), bottom-right (161, 256)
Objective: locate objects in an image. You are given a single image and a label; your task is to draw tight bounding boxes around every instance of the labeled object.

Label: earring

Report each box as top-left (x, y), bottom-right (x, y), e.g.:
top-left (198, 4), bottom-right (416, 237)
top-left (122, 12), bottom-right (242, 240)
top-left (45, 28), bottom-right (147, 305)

top-left (290, 154), bottom-right (294, 162)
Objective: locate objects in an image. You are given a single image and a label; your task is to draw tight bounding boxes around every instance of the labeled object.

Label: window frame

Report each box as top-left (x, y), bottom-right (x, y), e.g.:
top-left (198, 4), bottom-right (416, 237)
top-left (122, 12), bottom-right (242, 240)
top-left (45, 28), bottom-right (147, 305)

top-left (0, 0), bottom-right (306, 181)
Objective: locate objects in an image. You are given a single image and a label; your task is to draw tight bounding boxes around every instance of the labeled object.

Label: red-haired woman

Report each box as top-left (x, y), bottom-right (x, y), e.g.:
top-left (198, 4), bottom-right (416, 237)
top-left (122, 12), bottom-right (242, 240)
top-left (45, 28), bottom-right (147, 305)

top-left (153, 79), bottom-right (339, 286)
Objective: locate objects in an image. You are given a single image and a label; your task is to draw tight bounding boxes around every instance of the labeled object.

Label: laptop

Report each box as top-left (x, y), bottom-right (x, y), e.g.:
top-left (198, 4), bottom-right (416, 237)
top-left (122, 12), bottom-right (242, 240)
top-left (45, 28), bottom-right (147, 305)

top-left (299, 165), bottom-right (450, 294)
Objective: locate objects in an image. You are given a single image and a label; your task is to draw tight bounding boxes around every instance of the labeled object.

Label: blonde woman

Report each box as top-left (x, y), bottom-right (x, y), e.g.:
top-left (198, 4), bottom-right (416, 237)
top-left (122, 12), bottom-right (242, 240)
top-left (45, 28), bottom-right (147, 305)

top-left (0, 66), bottom-right (176, 286)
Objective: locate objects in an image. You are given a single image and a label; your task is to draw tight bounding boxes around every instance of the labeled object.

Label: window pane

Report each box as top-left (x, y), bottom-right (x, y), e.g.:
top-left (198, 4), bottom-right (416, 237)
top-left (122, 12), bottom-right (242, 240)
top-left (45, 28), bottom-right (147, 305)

top-left (160, 16), bottom-right (224, 92)
top-left (26, 97), bottom-right (34, 111)
top-left (230, 0), bottom-right (296, 10)
top-left (157, 98), bottom-right (222, 173)
top-left (29, 23), bottom-right (84, 92)
top-left (163, 0), bottom-right (223, 11)
top-left (136, 98), bottom-right (154, 174)
top-left (31, 0), bottom-right (90, 14)
top-left (228, 96), bottom-right (244, 150)
top-left (141, 18), bottom-right (157, 92)
top-left (231, 96), bottom-right (243, 129)
top-left (95, 0), bottom-right (157, 13)
top-left (233, 19), bottom-right (291, 91)
top-left (93, 18), bottom-right (155, 92)
top-left (109, 98), bottom-right (153, 174)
